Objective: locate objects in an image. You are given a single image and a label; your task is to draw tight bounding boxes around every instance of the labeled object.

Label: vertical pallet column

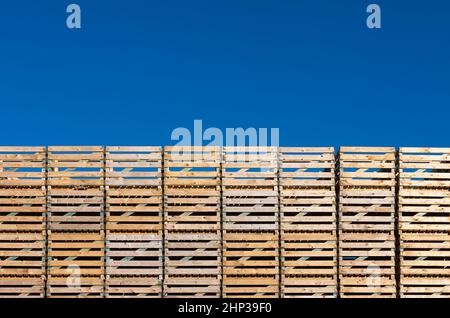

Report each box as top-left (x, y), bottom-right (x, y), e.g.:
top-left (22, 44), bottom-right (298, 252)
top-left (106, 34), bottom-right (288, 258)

top-left (164, 147), bottom-right (221, 298)
top-left (0, 147), bottom-right (46, 297)
top-left (338, 147), bottom-right (396, 298)
top-left (399, 148), bottom-right (450, 297)
top-left (105, 147), bottom-right (163, 297)
top-left (222, 147), bottom-right (279, 298)
top-left (47, 146), bottom-right (105, 297)
top-left (279, 147), bottom-right (337, 298)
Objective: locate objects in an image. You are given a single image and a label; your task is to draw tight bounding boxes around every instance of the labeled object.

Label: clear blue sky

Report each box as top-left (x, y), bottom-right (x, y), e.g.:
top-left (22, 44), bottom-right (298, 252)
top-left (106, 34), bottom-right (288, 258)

top-left (0, 0), bottom-right (449, 147)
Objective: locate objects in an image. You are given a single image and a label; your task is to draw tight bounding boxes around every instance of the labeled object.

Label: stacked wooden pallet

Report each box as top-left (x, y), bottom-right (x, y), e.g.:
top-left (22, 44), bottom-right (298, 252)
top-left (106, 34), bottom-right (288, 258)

top-left (222, 147), bottom-right (279, 298)
top-left (0, 147), bottom-right (46, 297)
top-left (338, 147), bottom-right (396, 298)
top-left (164, 147), bottom-right (221, 297)
top-left (105, 147), bottom-right (163, 297)
top-left (279, 147), bottom-right (337, 297)
top-left (47, 146), bottom-right (105, 297)
top-left (399, 148), bottom-right (450, 297)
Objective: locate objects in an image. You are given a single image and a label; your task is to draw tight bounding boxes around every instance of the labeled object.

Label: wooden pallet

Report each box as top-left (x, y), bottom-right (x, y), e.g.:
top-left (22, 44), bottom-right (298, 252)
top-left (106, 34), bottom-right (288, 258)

top-left (281, 275), bottom-right (337, 298)
top-left (47, 276), bottom-right (104, 298)
top-left (164, 147), bottom-right (221, 231)
top-left (0, 147), bottom-right (46, 231)
top-left (281, 231), bottom-right (337, 276)
top-left (0, 147), bottom-right (46, 187)
top-left (47, 187), bottom-right (104, 231)
top-left (164, 231), bottom-right (221, 276)
top-left (47, 232), bottom-right (105, 277)
top-left (106, 187), bottom-right (162, 231)
top-left (279, 147), bottom-right (336, 231)
top-left (280, 231), bottom-right (337, 298)
top-left (339, 275), bottom-right (396, 298)
top-left (339, 147), bottom-right (395, 231)
top-left (339, 147), bottom-right (396, 188)
top-left (400, 276), bottom-right (450, 298)
top-left (340, 188), bottom-right (395, 231)
top-left (339, 231), bottom-right (396, 297)
top-left (0, 233), bottom-right (45, 276)
top-left (279, 147), bottom-right (335, 187)
top-left (223, 147), bottom-right (278, 231)
top-left (47, 146), bottom-right (104, 187)
top-left (339, 231), bottom-right (396, 276)
top-left (106, 276), bottom-right (162, 298)
top-left (164, 276), bottom-right (220, 298)
top-left (106, 146), bottom-right (161, 187)
top-left (399, 188), bottom-right (450, 231)
top-left (106, 147), bottom-right (162, 232)
top-left (399, 147), bottom-right (450, 188)
top-left (223, 231), bottom-right (279, 276)
top-left (47, 146), bottom-right (104, 231)
top-left (400, 231), bottom-right (450, 276)
top-left (0, 276), bottom-right (45, 298)
top-left (222, 275), bottom-right (279, 298)
top-left (280, 188), bottom-right (336, 231)
top-left (0, 188), bottom-right (46, 232)
top-left (106, 232), bottom-right (162, 276)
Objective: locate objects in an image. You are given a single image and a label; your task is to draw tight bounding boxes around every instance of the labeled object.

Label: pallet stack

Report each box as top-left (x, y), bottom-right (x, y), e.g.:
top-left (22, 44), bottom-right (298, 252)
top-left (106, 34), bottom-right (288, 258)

top-left (164, 147), bottom-right (221, 297)
top-left (279, 147), bottom-right (337, 297)
top-left (0, 147), bottom-right (46, 297)
top-left (47, 146), bottom-right (105, 297)
top-left (222, 147), bottom-right (279, 298)
top-left (399, 147), bottom-right (450, 297)
top-left (105, 147), bottom-right (163, 297)
top-left (338, 147), bottom-right (396, 297)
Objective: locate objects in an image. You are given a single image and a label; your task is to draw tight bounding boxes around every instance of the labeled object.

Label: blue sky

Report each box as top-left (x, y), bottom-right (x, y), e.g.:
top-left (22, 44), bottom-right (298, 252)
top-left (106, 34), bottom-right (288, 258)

top-left (0, 0), bottom-right (449, 146)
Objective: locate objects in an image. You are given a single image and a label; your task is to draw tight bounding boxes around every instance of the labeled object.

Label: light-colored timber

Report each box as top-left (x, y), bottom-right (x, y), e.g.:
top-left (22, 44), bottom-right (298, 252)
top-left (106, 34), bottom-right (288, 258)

top-left (281, 231), bottom-right (337, 276)
top-left (164, 276), bottom-right (220, 298)
top-left (163, 147), bottom-right (222, 297)
top-left (0, 232), bottom-right (46, 276)
top-left (338, 147), bottom-right (397, 298)
top-left (222, 147), bottom-right (279, 231)
top-left (106, 232), bottom-right (162, 276)
top-left (3, 145), bottom-right (450, 298)
top-left (339, 147), bottom-right (396, 231)
top-left (106, 276), bottom-right (162, 298)
top-left (399, 148), bottom-right (450, 297)
top-left (106, 147), bottom-right (162, 232)
top-left (46, 276), bottom-right (104, 298)
top-left (47, 232), bottom-right (105, 277)
top-left (222, 275), bottom-right (279, 298)
top-left (0, 147), bottom-right (46, 231)
top-left (164, 146), bottom-right (221, 231)
top-left (279, 148), bottom-right (337, 297)
top-left (281, 275), bottom-right (337, 298)
top-left (0, 277), bottom-right (45, 298)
